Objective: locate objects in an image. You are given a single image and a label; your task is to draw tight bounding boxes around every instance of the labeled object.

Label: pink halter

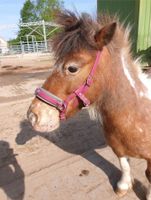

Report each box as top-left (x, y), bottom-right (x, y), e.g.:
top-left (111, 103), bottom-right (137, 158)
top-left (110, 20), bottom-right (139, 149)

top-left (35, 51), bottom-right (101, 120)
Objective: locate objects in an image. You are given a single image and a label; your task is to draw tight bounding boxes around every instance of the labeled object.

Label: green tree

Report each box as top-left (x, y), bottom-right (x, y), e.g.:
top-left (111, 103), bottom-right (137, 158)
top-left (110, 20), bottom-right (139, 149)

top-left (33, 0), bottom-right (63, 41)
top-left (20, 0), bottom-right (38, 23)
top-left (9, 0), bottom-right (37, 44)
top-left (9, 0), bottom-right (63, 44)
top-left (17, 0), bottom-right (38, 42)
top-left (36, 0), bottom-right (63, 21)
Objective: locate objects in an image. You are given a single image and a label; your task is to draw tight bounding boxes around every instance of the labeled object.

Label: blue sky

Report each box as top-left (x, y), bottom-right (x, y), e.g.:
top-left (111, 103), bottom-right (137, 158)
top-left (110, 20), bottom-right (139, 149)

top-left (0, 0), bottom-right (97, 41)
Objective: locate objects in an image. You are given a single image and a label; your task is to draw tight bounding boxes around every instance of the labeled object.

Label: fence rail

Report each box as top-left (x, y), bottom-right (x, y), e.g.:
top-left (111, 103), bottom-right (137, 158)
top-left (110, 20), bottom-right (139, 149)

top-left (0, 40), bottom-right (50, 55)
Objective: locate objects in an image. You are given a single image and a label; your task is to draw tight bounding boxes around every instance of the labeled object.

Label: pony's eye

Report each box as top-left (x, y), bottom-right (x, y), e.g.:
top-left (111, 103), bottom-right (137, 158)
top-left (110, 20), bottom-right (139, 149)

top-left (67, 66), bottom-right (78, 73)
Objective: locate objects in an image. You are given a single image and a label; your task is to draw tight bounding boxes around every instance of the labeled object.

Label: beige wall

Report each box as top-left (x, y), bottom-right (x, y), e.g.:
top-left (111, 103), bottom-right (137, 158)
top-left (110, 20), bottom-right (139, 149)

top-left (0, 38), bottom-right (8, 54)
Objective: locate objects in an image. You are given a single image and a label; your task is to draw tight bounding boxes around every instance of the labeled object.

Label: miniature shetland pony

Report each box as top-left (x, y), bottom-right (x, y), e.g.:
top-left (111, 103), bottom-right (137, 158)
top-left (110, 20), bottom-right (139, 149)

top-left (28, 11), bottom-right (151, 199)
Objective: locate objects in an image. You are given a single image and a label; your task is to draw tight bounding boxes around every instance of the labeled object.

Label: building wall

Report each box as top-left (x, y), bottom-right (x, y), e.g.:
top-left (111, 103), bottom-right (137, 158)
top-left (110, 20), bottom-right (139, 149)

top-left (137, 0), bottom-right (151, 51)
top-left (97, 0), bottom-right (139, 52)
top-left (0, 37), bottom-right (8, 54)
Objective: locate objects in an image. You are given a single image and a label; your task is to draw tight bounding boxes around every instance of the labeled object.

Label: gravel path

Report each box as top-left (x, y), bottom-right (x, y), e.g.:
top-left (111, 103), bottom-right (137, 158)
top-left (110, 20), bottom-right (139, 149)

top-left (0, 66), bottom-right (148, 200)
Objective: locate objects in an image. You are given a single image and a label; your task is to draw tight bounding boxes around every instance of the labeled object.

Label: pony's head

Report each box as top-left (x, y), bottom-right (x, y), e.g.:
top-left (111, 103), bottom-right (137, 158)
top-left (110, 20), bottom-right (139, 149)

top-left (27, 10), bottom-right (117, 132)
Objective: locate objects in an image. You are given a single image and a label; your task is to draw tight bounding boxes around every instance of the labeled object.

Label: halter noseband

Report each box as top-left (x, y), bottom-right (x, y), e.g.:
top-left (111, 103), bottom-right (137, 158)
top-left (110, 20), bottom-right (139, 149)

top-left (35, 51), bottom-right (101, 120)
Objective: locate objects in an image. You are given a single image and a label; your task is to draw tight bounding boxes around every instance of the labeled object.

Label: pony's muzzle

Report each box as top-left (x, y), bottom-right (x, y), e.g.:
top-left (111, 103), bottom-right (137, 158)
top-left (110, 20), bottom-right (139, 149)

top-left (27, 111), bottom-right (38, 127)
top-left (27, 98), bottom-right (60, 132)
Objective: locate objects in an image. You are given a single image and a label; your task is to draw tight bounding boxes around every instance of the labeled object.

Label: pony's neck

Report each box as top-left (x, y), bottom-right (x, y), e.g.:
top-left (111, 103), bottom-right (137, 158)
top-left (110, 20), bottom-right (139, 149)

top-left (100, 48), bottom-right (145, 112)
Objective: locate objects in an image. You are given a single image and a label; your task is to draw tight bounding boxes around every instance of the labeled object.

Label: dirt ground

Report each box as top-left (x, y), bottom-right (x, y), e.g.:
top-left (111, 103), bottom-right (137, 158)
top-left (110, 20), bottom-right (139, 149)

top-left (0, 53), bottom-right (149, 200)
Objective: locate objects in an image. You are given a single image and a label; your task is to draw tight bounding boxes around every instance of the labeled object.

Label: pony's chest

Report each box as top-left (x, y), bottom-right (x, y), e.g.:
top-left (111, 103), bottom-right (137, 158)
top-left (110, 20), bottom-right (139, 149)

top-left (102, 116), bottom-right (151, 157)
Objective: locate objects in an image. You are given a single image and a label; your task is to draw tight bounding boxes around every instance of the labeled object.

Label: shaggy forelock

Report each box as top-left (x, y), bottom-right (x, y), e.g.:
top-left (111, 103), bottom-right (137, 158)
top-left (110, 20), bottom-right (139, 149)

top-left (51, 10), bottom-right (132, 64)
top-left (51, 10), bottom-right (99, 63)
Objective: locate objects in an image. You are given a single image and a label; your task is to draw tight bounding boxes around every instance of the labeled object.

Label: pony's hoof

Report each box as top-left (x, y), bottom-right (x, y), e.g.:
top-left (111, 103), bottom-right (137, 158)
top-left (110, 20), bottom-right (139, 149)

top-left (115, 188), bottom-right (128, 197)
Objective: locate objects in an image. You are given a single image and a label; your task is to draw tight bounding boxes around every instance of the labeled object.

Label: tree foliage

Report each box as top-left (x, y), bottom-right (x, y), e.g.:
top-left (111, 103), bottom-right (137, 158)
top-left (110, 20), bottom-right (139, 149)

top-left (20, 0), bottom-right (38, 23)
top-left (16, 0), bottom-right (37, 43)
top-left (36, 0), bottom-right (63, 21)
top-left (9, 0), bottom-right (63, 44)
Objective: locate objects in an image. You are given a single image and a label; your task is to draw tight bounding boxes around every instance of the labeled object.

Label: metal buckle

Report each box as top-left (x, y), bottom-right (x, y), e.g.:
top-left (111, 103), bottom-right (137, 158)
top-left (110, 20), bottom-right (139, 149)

top-left (86, 75), bottom-right (93, 86)
top-left (77, 93), bottom-right (90, 107)
top-left (57, 102), bottom-right (66, 111)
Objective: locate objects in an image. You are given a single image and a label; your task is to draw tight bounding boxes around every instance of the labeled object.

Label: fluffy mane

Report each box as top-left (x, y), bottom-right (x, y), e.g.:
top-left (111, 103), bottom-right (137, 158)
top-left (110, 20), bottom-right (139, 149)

top-left (51, 10), bottom-right (132, 63)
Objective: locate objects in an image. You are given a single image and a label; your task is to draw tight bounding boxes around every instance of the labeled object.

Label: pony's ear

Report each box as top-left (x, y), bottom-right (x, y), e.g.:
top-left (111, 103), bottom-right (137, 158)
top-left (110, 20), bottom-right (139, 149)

top-left (94, 22), bottom-right (116, 48)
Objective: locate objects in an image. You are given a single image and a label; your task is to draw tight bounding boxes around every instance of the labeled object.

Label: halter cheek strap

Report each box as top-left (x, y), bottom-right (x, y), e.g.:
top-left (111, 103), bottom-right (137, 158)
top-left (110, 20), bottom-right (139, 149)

top-left (35, 51), bottom-right (101, 120)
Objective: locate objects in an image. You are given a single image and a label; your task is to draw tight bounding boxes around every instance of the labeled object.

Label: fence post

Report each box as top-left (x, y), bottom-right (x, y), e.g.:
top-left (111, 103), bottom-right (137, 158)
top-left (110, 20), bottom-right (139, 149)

top-left (42, 20), bottom-right (47, 51)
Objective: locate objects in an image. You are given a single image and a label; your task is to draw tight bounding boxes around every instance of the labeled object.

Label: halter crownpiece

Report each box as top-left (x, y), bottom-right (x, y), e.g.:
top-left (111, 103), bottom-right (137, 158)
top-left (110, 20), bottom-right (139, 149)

top-left (35, 51), bottom-right (101, 120)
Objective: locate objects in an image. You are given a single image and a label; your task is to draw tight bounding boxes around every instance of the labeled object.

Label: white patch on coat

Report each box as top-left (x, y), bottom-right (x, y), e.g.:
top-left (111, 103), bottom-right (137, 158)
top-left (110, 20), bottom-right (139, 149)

top-left (121, 50), bottom-right (135, 89)
top-left (87, 105), bottom-right (98, 121)
top-left (121, 49), bottom-right (151, 100)
top-left (117, 157), bottom-right (132, 190)
top-left (138, 127), bottom-right (143, 133)
top-left (138, 73), bottom-right (151, 100)
top-left (140, 91), bottom-right (144, 97)
top-left (87, 104), bottom-right (104, 125)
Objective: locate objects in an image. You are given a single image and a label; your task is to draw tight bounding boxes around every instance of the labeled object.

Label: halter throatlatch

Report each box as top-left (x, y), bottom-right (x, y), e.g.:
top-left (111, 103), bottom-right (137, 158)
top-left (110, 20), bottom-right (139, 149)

top-left (35, 51), bottom-right (101, 120)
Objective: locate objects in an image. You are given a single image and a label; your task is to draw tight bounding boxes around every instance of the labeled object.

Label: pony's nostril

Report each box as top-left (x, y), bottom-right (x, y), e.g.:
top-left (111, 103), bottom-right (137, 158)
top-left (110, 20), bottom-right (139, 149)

top-left (28, 112), bottom-right (38, 126)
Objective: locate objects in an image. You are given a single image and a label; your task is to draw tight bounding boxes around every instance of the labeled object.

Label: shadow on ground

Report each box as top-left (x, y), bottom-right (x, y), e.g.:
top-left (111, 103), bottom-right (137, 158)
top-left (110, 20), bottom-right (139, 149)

top-left (16, 109), bottom-right (147, 200)
top-left (0, 141), bottom-right (25, 200)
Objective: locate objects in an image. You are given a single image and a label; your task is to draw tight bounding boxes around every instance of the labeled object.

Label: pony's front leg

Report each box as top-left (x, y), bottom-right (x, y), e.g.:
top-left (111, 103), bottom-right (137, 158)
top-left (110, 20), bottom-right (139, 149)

top-left (116, 157), bottom-right (133, 197)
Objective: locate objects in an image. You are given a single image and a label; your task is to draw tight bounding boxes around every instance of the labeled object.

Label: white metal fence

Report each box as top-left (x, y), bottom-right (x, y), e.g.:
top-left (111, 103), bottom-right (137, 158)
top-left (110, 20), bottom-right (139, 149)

top-left (0, 20), bottom-right (59, 56)
top-left (0, 40), bottom-right (50, 55)
top-left (8, 41), bottom-right (48, 54)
